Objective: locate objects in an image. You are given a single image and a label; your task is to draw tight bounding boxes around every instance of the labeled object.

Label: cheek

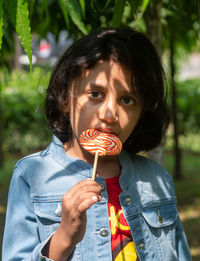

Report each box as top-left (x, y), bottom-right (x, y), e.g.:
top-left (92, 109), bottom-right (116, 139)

top-left (121, 110), bottom-right (141, 128)
top-left (120, 109), bottom-right (142, 139)
top-left (72, 102), bottom-right (98, 133)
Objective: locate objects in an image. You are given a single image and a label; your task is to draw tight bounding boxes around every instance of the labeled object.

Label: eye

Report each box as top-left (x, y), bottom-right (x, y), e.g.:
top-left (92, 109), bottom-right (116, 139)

top-left (121, 96), bottom-right (135, 105)
top-left (88, 90), bottom-right (103, 99)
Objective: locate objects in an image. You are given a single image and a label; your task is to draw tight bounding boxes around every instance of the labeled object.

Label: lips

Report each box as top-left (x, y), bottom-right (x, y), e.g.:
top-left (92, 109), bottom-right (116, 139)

top-left (96, 127), bottom-right (119, 137)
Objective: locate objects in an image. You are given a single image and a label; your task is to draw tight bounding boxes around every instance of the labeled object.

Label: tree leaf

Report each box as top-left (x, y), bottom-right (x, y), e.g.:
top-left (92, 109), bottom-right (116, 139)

top-left (112, 0), bottom-right (126, 27)
top-left (16, 0), bottom-right (32, 70)
top-left (79, 0), bottom-right (85, 19)
top-left (59, 0), bottom-right (70, 29)
top-left (141, 0), bottom-right (150, 13)
top-left (0, 0), bottom-right (3, 50)
top-left (128, 0), bottom-right (139, 16)
top-left (7, 0), bottom-right (32, 70)
top-left (61, 0), bottom-right (88, 34)
top-left (90, 0), bottom-right (111, 12)
top-left (7, 0), bottom-right (17, 25)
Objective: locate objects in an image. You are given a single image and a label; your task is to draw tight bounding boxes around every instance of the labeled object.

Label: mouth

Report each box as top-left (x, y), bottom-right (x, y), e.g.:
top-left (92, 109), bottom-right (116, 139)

top-left (96, 128), bottom-right (119, 137)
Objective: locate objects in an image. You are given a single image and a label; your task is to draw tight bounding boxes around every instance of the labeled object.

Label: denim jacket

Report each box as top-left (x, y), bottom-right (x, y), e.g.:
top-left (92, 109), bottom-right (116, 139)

top-left (2, 136), bottom-right (192, 261)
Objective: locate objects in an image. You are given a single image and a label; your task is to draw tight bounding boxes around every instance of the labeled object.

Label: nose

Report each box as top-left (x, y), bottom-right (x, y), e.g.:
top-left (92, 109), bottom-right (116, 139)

top-left (98, 97), bottom-right (118, 123)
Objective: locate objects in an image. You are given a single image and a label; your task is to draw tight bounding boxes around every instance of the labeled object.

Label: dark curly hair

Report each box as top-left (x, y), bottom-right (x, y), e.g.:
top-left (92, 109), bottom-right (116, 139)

top-left (45, 27), bottom-right (169, 154)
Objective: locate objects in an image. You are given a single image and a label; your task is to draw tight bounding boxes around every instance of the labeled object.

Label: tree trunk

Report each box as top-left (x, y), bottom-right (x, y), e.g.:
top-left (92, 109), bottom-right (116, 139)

top-left (144, 0), bottom-right (162, 57)
top-left (169, 36), bottom-right (182, 180)
top-left (0, 87), bottom-right (4, 168)
top-left (144, 0), bottom-right (165, 165)
top-left (12, 34), bottom-right (22, 70)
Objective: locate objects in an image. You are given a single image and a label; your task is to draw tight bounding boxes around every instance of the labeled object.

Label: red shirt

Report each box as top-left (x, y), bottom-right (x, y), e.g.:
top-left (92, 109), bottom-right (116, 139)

top-left (105, 175), bottom-right (139, 261)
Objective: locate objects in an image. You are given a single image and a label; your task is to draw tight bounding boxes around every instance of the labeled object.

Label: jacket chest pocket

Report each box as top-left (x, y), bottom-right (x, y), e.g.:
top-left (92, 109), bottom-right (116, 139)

top-left (33, 199), bottom-right (62, 242)
top-left (141, 203), bottom-right (178, 259)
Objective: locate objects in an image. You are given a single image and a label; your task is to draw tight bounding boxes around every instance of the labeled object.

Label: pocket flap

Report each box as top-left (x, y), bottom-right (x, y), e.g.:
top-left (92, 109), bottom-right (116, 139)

top-left (34, 200), bottom-right (62, 222)
top-left (142, 204), bottom-right (178, 228)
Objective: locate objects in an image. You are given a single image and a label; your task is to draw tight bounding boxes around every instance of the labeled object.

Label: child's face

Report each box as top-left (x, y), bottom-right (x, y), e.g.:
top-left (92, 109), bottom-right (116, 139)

top-left (69, 60), bottom-right (143, 153)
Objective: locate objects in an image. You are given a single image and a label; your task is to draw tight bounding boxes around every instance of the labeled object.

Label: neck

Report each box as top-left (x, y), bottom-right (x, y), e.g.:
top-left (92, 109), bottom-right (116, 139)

top-left (96, 155), bottom-right (121, 179)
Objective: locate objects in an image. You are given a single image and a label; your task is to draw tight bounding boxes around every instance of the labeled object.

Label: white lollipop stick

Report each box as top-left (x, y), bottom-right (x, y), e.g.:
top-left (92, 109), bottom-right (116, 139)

top-left (92, 151), bottom-right (99, 180)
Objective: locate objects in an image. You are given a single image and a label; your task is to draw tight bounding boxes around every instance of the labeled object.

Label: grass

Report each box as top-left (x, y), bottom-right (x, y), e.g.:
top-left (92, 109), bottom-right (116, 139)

top-left (0, 151), bottom-right (200, 260)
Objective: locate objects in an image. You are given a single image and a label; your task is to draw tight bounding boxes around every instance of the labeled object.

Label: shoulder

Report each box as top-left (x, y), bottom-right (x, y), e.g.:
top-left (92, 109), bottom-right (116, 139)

top-left (130, 153), bottom-right (172, 179)
top-left (15, 149), bottom-right (50, 172)
top-left (12, 139), bottom-right (58, 184)
top-left (121, 150), bottom-right (170, 176)
top-left (120, 151), bottom-right (176, 201)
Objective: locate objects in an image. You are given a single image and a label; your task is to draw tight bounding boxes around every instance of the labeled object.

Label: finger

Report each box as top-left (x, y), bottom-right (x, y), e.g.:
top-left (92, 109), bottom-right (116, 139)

top-left (78, 179), bottom-right (102, 192)
top-left (65, 179), bottom-right (101, 196)
top-left (72, 190), bottom-right (102, 211)
top-left (77, 195), bottom-right (100, 213)
top-left (63, 180), bottom-right (101, 203)
top-left (62, 189), bottom-right (102, 214)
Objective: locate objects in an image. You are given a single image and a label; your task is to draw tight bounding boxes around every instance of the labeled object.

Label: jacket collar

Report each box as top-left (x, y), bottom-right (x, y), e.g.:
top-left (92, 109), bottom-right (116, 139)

top-left (46, 135), bottom-right (133, 180)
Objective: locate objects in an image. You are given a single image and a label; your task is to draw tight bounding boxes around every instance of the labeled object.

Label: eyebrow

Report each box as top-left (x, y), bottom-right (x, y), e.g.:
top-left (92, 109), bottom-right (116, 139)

top-left (90, 83), bottom-right (136, 95)
top-left (90, 83), bottom-right (106, 89)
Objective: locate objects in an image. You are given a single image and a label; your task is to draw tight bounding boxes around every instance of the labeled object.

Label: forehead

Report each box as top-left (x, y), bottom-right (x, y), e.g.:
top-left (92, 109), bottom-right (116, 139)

top-left (73, 60), bottom-right (135, 93)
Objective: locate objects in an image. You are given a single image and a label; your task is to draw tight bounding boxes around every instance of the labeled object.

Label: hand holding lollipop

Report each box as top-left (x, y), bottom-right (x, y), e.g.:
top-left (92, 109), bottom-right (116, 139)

top-left (80, 129), bottom-right (122, 179)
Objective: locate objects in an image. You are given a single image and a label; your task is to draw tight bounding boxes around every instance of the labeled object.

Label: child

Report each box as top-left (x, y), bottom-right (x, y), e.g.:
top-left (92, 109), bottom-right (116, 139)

top-left (3, 28), bottom-right (191, 261)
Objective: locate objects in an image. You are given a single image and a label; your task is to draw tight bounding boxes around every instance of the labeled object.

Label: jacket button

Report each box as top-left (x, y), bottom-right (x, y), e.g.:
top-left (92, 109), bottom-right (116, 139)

top-left (138, 242), bottom-right (145, 250)
top-left (125, 196), bottom-right (132, 205)
top-left (99, 183), bottom-right (105, 191)
top-left (158, 215), bottom-right (163, 223)
top-left (158, 211), bottom-right (163, 223)
top-left (99, 228), bottom-right (109, 237)
top-left (55, 204), bottom-right (62, 217)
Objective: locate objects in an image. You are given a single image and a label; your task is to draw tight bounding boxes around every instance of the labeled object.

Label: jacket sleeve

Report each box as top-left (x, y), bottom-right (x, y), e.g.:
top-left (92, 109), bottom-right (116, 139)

top-left (2, 166), bottom-right (53, 261)
top-left (176, 215), bottom-right (192, 261)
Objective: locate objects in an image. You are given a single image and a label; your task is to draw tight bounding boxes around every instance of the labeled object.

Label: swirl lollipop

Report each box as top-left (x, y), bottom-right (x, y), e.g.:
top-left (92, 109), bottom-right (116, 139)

top-left (80, 129), bottom-right (122, 179)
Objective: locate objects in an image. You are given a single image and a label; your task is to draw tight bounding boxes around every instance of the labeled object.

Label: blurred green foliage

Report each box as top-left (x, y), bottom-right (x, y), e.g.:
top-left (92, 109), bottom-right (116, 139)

top-left (166, 133), bottom-right (200, 153)
top-left (1, 67), bottom-right (52, 154)
top-left (176, 78), bottom-right (200, 134)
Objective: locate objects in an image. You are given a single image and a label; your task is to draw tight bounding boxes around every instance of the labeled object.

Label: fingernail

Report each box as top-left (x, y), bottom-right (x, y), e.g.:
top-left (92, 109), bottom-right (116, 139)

top-left (92, 196), bottom-right (98, 202)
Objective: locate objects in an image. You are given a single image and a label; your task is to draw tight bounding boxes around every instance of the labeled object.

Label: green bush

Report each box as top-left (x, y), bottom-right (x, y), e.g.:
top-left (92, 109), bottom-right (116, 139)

top-left (1, 67), bottom-right (52, 154)
top-left (175, 78), bottom-right (200, 134)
